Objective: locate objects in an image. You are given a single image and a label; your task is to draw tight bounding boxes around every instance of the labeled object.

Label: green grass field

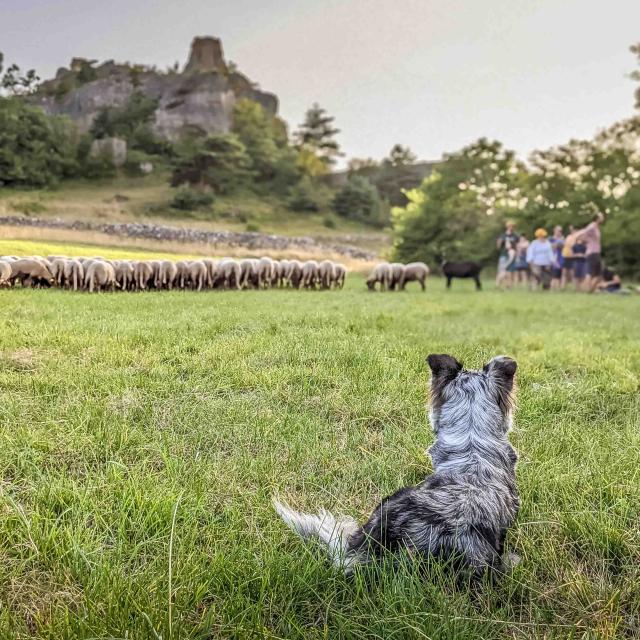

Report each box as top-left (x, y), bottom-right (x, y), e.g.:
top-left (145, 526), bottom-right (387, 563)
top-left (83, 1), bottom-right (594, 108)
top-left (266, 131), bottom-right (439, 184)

top-left (0, 279), bottom-right (639, 639)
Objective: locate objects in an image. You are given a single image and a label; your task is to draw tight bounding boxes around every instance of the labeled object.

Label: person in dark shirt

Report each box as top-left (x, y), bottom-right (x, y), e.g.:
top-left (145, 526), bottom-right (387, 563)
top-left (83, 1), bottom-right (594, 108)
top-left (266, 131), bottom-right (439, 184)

top-left (495, 221), bottom-right (519, 286)
top-left (596, 266), bottom-right (622, 293)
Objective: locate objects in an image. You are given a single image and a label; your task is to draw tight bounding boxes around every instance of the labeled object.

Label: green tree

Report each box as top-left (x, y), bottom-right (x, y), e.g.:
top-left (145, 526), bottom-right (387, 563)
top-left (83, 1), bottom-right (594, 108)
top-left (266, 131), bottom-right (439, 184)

top-left (232, 99), bottom-right (282, 180)
top-left (0, 52), bottom-right (40, 96)
top-left (0, 97), bottom-right (77, 187)
top-left (631, 42), bottom-right (640, 109)
top-left (392, 138), bottom-right (526, 265)
top-left (232, 99), bottom-right (299, 190)
top-left (373, 144), bottom-right (422, 206)
top-left (333, 175), bottom-right (386, 226)
top-left (170, 133), bottom-right (254, 194)
top-left (287, 176), bottom-right (330, 212)
top-left (90, 92), bottom-right (158, 140)
top-left (386, 144), bottom-right (417, 167)
top-left (294, 103), bottom-right (341, 170)
top-left (524, 117), bottom-right (640, 276)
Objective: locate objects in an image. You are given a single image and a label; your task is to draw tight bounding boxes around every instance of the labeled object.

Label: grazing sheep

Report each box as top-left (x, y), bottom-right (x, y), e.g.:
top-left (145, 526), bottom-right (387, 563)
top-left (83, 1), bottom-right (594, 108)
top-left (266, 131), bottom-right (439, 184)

top-left (442, 260), bottom-right (483, 291)
top-left (2, 253), bottom-right (354, 295)
top-left (114, 261), bottom-right (134, 291)
top-left (202, 259), bottom-right (218, 289)
top-left (277, 260), bottom-right (290, 287)
top-left (366, 263), bottom-right (392, 291)
top-left (85, 260), bottom-right (118, 293)
top-left (218, 259), bottom-right (241, 290)
top-left (158, 260), bottom-right (178, 290)
top-left (64, 259), bottom-right (85, 291)
top-left (134, 261), bottom-right (154, 291)
top-left (287, 260), bottom-right (304, 289)
top-left (388, 263), bottom-right (405, 291)
top-left (239, 258), bottom-right (259, 289)
top-left (0, 260), bottom-right (12, 286)
top-left (257, 257), bottom-right (277, 289)
top-left (9, 258), bottom-right (55, 288)
top-left (187, 260), bottom-right (208, 291)
top-left (399, 262), bottom-right (430, 291)
top-left (318, 260), bottom-right (335, 290)
top-left (175, 261), bottom-right (191, 289)
top-left (332, 263), bottom-right (347, 289)
top-left (301, 260), bottom-right (319, 289)
top-left (49, 258), bottom-right (68, 287)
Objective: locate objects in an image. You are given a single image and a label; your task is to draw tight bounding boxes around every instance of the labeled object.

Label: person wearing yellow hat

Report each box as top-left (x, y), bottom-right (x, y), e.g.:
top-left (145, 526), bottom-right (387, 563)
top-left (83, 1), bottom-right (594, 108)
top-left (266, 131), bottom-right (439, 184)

top-left (526, 228), bottom-right (554, 290)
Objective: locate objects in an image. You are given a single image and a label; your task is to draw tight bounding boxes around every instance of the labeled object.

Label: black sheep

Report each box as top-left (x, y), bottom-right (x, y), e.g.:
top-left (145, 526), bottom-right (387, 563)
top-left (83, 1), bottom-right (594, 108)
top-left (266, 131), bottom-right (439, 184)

top-left (442, 260), bottom-right (483, 290)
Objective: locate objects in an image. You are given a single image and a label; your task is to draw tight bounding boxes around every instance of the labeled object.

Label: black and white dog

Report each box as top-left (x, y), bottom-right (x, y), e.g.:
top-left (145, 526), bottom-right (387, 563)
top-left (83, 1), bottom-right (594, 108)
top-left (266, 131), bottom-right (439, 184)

top-left (273, 354), bottom-right (520, 578)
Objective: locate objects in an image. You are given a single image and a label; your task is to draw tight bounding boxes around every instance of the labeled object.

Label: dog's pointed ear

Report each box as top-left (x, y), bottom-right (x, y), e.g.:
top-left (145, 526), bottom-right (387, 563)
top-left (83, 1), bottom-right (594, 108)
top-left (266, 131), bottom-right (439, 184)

top-left (427, 354), bottom-right (463, 381)
top-left (484, 355), bottom-right (517, 387)
top-left (484, 356), bottom-right (517, 414)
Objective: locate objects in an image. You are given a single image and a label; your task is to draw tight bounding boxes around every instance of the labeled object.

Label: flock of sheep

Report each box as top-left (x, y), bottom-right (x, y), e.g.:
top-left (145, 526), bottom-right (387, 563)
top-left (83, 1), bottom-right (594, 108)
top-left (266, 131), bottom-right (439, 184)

top-left (0, 256), bottom-right (348, 292)
top-left (366, 261), bottom-right (430, 291)
top-left (0, 254), bottom-right (438, 294)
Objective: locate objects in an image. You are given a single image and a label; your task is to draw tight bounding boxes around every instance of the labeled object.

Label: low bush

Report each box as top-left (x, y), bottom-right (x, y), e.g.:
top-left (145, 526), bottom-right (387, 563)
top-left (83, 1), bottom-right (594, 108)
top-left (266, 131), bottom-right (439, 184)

top-left (170, 187), bottom-right (214, 211)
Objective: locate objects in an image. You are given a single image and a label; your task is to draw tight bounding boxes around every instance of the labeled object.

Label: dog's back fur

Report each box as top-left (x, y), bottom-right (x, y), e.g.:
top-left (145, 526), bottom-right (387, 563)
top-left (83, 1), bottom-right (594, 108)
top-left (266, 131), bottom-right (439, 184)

top-left (273, 354), bottom-right (519, 578)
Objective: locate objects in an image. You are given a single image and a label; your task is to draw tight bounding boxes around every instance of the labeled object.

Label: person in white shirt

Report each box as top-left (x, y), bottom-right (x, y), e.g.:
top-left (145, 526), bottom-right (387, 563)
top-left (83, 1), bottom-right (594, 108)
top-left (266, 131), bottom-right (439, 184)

top-left (526, 228), bottom-right (554, 290)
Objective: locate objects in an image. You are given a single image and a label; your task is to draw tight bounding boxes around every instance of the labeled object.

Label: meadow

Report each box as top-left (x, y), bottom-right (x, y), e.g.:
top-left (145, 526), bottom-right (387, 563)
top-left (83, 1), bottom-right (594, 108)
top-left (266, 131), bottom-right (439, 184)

top-left (0, 274), bottom-right (639, 639)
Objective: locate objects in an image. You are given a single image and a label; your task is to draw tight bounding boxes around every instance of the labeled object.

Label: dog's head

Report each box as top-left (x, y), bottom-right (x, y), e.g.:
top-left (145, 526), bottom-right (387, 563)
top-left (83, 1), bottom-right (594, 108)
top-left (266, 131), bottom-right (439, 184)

top-left (427, 353), bottom-right (517, 436)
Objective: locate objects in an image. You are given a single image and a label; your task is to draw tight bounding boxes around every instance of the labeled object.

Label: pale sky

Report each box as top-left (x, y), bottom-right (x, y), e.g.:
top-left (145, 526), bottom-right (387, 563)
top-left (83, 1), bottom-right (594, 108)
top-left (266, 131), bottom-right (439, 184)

top-left (2, 0), bottom-right (640, 167)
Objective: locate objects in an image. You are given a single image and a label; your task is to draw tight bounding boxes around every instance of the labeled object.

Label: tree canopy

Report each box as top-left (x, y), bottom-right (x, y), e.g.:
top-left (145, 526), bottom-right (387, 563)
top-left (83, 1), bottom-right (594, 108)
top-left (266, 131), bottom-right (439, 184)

top-left (0, 97), bottom-right (76, 187)
top-left (294, 103), bottom-right (341, 171)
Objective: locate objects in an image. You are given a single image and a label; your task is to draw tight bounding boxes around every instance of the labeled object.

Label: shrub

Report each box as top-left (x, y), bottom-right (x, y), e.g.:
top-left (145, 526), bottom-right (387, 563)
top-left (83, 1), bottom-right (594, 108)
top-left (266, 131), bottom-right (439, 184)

top-left (332, 176), bottom-right (385, 226)
top-left (122, 150), bottom-right (153, 177)
top-left (322, 214), bottom-right (337, 229)
top-left (170, 187), bottom-right (214, 211)
top-left (288, 176), bottom-right (327, 212)
top-left (245, 221), bottom-right (260, 232)
top-left (10, 199), bottom-right (47, 216)
top-left (82, 152), bottom-right (117, 180)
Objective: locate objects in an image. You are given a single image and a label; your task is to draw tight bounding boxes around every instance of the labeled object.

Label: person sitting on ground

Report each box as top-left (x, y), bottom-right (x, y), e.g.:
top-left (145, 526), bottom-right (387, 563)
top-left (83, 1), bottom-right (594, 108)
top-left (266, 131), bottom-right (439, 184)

top-left (596, 266), bottom-right (625, 294)
top-left (526, 228), bottom-right (555, 290)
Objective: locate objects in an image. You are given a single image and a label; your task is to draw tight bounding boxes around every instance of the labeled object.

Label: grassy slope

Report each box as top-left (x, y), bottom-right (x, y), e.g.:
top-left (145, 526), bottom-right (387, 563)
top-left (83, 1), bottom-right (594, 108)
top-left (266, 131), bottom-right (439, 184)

top-left (0, 175), bottom-right (389, 253)
top-left (0, 281), bottom-right (639, 639)
top-left (0, 238), bottom-right (208, 262)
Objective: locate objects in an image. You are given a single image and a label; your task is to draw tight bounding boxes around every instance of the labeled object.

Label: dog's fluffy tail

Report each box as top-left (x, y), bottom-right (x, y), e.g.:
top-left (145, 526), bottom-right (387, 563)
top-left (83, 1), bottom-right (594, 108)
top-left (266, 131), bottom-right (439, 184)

top-left (272, 498), bottom-right (361, 571)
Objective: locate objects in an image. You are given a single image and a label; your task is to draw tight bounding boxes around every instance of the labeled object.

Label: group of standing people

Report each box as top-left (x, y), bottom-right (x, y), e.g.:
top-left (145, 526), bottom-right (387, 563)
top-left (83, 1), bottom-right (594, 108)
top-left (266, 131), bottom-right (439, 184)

top-left (495, 213), bottom-right (621, 293)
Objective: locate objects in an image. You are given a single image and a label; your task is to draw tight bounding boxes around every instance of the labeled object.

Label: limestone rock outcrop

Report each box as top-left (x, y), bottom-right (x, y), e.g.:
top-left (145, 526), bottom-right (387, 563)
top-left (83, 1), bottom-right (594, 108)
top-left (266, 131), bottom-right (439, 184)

top-left (32, 36), bottom-right (278, 141)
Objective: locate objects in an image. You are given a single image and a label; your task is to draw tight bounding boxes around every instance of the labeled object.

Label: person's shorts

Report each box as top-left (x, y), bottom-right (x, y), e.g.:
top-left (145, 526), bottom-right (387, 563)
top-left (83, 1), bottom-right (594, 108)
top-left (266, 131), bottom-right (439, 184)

top-left (514, 258), bottom-right (528, 271)
top-left (573, 259), bottom-right (587, 279)
top-left (551, 267), bottom-right (562, 279)
top-left (497, 256), bottom-right (509, 273)
top-left (586, 253), bottom-right (602, 277)
top-left (563, 258), bottom-right (574, 271)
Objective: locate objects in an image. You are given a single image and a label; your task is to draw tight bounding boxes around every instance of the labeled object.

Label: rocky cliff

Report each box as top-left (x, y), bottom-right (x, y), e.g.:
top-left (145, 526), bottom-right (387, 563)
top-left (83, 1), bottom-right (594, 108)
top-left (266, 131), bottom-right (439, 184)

top-left (32, 37), bottom-right (278, 140)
